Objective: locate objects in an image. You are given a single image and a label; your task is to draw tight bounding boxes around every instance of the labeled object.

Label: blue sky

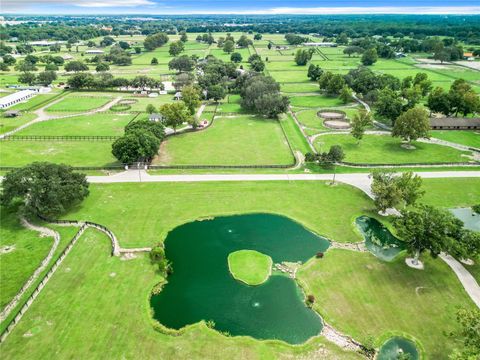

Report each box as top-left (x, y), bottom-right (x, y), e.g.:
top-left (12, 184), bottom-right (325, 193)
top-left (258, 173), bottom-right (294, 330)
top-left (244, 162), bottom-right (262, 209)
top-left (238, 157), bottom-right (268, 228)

top-left (4, 0), bottom-right (480, 15)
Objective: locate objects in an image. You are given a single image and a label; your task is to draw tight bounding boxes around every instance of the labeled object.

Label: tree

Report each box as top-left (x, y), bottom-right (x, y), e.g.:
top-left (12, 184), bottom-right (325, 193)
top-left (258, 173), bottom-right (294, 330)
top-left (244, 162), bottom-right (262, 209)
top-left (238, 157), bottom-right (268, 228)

top-left (395, 205), bottom-right (463, 266)
top-left (173, 72), bottom-right (194, 90)
top-left (223, 40), bottom-right (235, 54)
top-left (361, 48), bottom-right (378, 66)
top-left (319, 73), bottom-right (345, 96)
top-left (2, 54), bottom-right (16, 66)
top-left (118, 41), bottom-right (130, 50)
top-left (180, 31), bottom-right (188, 43)
top-left (14, 60), bottom-right (37, 72)
top-left (159, 102), bottom-right (191, 133)
top-left (395, 172), bottom-right (425, 207)
top-left (230, 52), bottom-right (242, 63)
top-left (36, 70), bottom-right (57, 85)
top-left (1, 163), bottom-right (89, 218)
top-left (206, 85), bottom-right (226, 102)
top-left (336, 32), bottom-right (349, 45)
top-left (134, 47), bottom-right (141, 54)
top-left (111, 130), bottom-right (160, 164)
top-left (18, 72), bottom-right (36, 85)
top-left (144, 32), bottom-right (169, 51)
top-left (392, 107), bottom-right (430, 144)
top-left (339, 86), bottom-right (353, 104)
top-left (450, 308), bottom-right (480, 360)
top-left (181, 85), bottom-right (201, 115)
top-left (168, 55), bottom-right (195, 72)
top-left (343, 46), bottom-right (363, 57)
top-left (250, 59), bottom-right (265, 72)
top-left (254, 34), bottom-right (262, 40)
top-left (448, 79), bottom-right (480, 117)
top-left (472, 205), bottom-right (480, 215)
top-left (370, 171), bottom-right (404, 213)
top-left (169, 41), bottom-right (185, 56)
top-left (95, 62), bottom-right (110, 72)
top-left (236, 35), bottom-right (251, 48)
top-left (149, 245), bottom-right (170, 274)
top-left (65, 60), bottom-right (89, 72)
top-left (253, 93), bottom-right (289, 118)
top-left (375, 88), bottom-right (404, 124)
top-left (100, 36), bottom-right (115, 47)
top-left (151, 57), bottom-right (158, 65)
top-left (125, 120), bottom-right (165, 140)
top-left (450, 230), bottom-right (480, 262)
top-left (67, 72), bottom-right (95, 89)
top-left (146, 104), bottom-right (157, 114)
top-left (427, 87), bottom-right (451, 116)
top-left (350, 110), bottom-right (372, 142)
top-left (294, 49), bottom-right (311, 66)
top-left (307, 64), bottom-right (323, 81)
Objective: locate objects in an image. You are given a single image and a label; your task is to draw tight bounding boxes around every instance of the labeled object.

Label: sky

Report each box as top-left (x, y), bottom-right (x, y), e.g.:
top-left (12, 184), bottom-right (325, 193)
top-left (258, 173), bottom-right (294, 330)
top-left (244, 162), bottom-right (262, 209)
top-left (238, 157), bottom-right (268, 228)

top-left (3, 0), bottom-right (480, 15)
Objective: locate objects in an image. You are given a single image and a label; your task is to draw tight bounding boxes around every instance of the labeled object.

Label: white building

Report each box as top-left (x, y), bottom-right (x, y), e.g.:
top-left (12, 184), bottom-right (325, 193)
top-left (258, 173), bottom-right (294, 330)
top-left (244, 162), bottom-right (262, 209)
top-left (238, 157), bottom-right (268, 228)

top-left (85, 49), bottom-right (104, 55)
top-left (28, 41), bottom-right (65, 47)
top-left (303, 42), bottom-right (337, 47)
top-left (0, 90), bottom-right (37, 109)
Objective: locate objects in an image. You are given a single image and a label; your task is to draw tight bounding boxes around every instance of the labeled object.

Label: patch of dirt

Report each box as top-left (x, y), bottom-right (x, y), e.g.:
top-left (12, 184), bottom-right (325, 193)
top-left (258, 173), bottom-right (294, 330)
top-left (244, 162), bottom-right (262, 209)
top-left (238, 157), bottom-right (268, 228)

top-left (0, 245), bottom-right (15, 254)
top-left (416, 63), bottom-right (451, 70)
top-left (120, 253), bottom-right (137, 261)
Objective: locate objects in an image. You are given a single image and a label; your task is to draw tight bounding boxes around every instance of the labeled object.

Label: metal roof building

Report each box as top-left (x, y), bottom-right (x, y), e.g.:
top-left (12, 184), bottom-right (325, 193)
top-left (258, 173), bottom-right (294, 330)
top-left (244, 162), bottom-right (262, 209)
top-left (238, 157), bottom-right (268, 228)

top-left (0, 90), bottom-right (36, 109)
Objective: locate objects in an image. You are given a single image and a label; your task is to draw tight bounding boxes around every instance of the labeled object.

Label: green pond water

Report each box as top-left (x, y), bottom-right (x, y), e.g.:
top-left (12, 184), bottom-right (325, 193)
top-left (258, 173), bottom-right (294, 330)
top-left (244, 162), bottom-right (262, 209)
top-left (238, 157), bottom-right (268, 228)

top-left (356, 216), bottom-right (405, 262)
top-left (150, 213), bottom-right (329, 344)
top-left (378, 336), bottom-right (419, 360)
top-left (450, 208), bottom-right (480, 232)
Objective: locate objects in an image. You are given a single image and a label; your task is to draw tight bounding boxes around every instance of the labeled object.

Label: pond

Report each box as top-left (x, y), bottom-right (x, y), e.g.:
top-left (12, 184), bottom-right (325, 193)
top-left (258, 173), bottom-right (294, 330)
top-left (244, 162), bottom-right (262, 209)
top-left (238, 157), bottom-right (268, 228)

top-left (450, 208), bottom-right (480, 232)
top-left (377, 336), bottom-right (419, 360)
top-left (150, 213), bottom-right (330, 344)
top-left (355, 216), bottom-right (405, 262)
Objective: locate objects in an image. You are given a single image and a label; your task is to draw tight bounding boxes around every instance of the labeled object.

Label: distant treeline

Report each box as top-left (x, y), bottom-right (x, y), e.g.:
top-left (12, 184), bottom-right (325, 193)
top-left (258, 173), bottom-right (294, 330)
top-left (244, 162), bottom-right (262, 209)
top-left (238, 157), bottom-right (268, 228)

top-left (2, 15), bottom-right (480, 44)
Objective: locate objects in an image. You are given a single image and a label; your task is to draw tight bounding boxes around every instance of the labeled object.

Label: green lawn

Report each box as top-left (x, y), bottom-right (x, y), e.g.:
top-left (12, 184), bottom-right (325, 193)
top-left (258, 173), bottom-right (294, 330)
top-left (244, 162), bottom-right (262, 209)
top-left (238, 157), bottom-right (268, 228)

top-left (154, 115), bottom-right (294, 166)
top-left (431, 130), bottom-right (480, 149)
top-left (298, 250), bottom-right (476, 358)
top-left (0, 113), bottom-right (36, 135)
top-left (0, 141), bottom-right (119, 167)
top-left (0, 207), bottom-right (54, 309)
top-left (290, 95), bottom-right (348, 108)
top-left (314, 134), bottom-right (472, 164)
top-left (16, 113), bottom-right (136, 136)
top-left (228, 250), bottom-right (272, 285)
top-left (46, 96), bottom-right (113, 112)
top-left (420, 178), bottom-right (480, 208)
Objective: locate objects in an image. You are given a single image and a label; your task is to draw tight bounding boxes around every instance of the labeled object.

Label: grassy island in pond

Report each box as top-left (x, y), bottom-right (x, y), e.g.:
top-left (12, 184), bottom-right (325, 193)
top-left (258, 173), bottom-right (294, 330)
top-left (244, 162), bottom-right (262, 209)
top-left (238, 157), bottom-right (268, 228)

top-left (228, 250), bottom-right (273, 285)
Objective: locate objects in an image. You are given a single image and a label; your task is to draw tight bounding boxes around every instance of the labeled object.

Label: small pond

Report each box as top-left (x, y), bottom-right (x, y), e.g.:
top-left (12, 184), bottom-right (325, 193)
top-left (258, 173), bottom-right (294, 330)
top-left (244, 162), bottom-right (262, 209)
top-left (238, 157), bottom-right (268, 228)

top-left (377, 336), bottom-right (419, 360)
top-left (150, 213), bottom-right (330, 344)
top-left (449, 208), bottom-right (480, 232)
top-left (356, 216), bottom-right (405, 262)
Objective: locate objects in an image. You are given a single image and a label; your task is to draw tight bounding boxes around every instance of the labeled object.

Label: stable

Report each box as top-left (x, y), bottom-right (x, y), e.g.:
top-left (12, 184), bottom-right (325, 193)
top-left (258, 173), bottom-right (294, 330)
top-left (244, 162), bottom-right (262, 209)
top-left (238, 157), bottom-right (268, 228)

top-left (0, 90), bottom-right (36, 109)
top-left (430, 117), bottom-right (480, 130)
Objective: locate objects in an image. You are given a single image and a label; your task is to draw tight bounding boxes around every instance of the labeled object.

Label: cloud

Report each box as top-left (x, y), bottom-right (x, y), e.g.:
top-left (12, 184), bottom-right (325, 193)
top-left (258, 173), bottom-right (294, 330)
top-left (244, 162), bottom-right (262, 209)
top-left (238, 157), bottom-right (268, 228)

top-left (2, 0), bottom-right (155, 11)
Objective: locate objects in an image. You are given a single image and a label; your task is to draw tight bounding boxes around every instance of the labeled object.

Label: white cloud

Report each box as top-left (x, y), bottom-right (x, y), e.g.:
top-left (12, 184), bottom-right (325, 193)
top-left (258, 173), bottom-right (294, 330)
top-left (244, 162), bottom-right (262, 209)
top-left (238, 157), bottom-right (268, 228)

top-left (75, 0), bottom-right (155, 7)
top-left (2, 0), bottom-right (155, 11)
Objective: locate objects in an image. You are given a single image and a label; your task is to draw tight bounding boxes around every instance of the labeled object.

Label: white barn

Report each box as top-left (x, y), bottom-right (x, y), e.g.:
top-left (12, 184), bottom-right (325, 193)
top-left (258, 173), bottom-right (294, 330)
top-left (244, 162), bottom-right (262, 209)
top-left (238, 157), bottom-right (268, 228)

top-left (0, 90), bottom-right (37, 109)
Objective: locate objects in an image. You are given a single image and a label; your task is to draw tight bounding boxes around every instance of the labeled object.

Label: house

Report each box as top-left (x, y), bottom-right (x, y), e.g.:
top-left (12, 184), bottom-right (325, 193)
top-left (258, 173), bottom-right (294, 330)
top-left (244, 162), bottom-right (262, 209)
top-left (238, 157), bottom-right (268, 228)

top-left (430, 117), bottom-right (480, 130)
top-left (149, 113), bottom-right (163, 122)
top-left (0, 90), bottom-right (36, 109)
top-left (275, 45), bottom-right (289, 50)
top-left (303, 42), bottom-right (337, 47)
top-left (28, 40), bottom-right (65, 47)
top-left (174, 92), bottom-right (182, 100)
top-left (62, 54), bottom-right (74, 61)
top-left (4, 110), bottom-right (21, 117)
top-left (85, 49), bottom-right (104, 55)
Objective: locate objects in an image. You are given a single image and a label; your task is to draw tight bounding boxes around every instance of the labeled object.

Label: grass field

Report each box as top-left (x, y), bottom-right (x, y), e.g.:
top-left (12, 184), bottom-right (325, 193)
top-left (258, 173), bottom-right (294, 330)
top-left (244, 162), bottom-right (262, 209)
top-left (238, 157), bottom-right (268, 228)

top-left (431, 130), bottom-right (480, 149)
top-left (290, 95), bottom-right (348, 108)
top-left (46, 96), bottom-right (113, 112)
top-left (314, 134), bottom-right (472, 164)
top-left (0, 141), bottom-right (119, 167)
top-left (0, 208), bottom-right (54, 309)
top-left (0, 113), bottom-right (37, 134)
top-left (298, 250), bottom-right (475, 358)
top-left (154, 116), bottom-right (294, 166)
top-left (228, 250), bottom-right (272, 285)
top-left (16, 113), bottom-right (136, 136)
top-left (420, 178), bottom-right (480, 208)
